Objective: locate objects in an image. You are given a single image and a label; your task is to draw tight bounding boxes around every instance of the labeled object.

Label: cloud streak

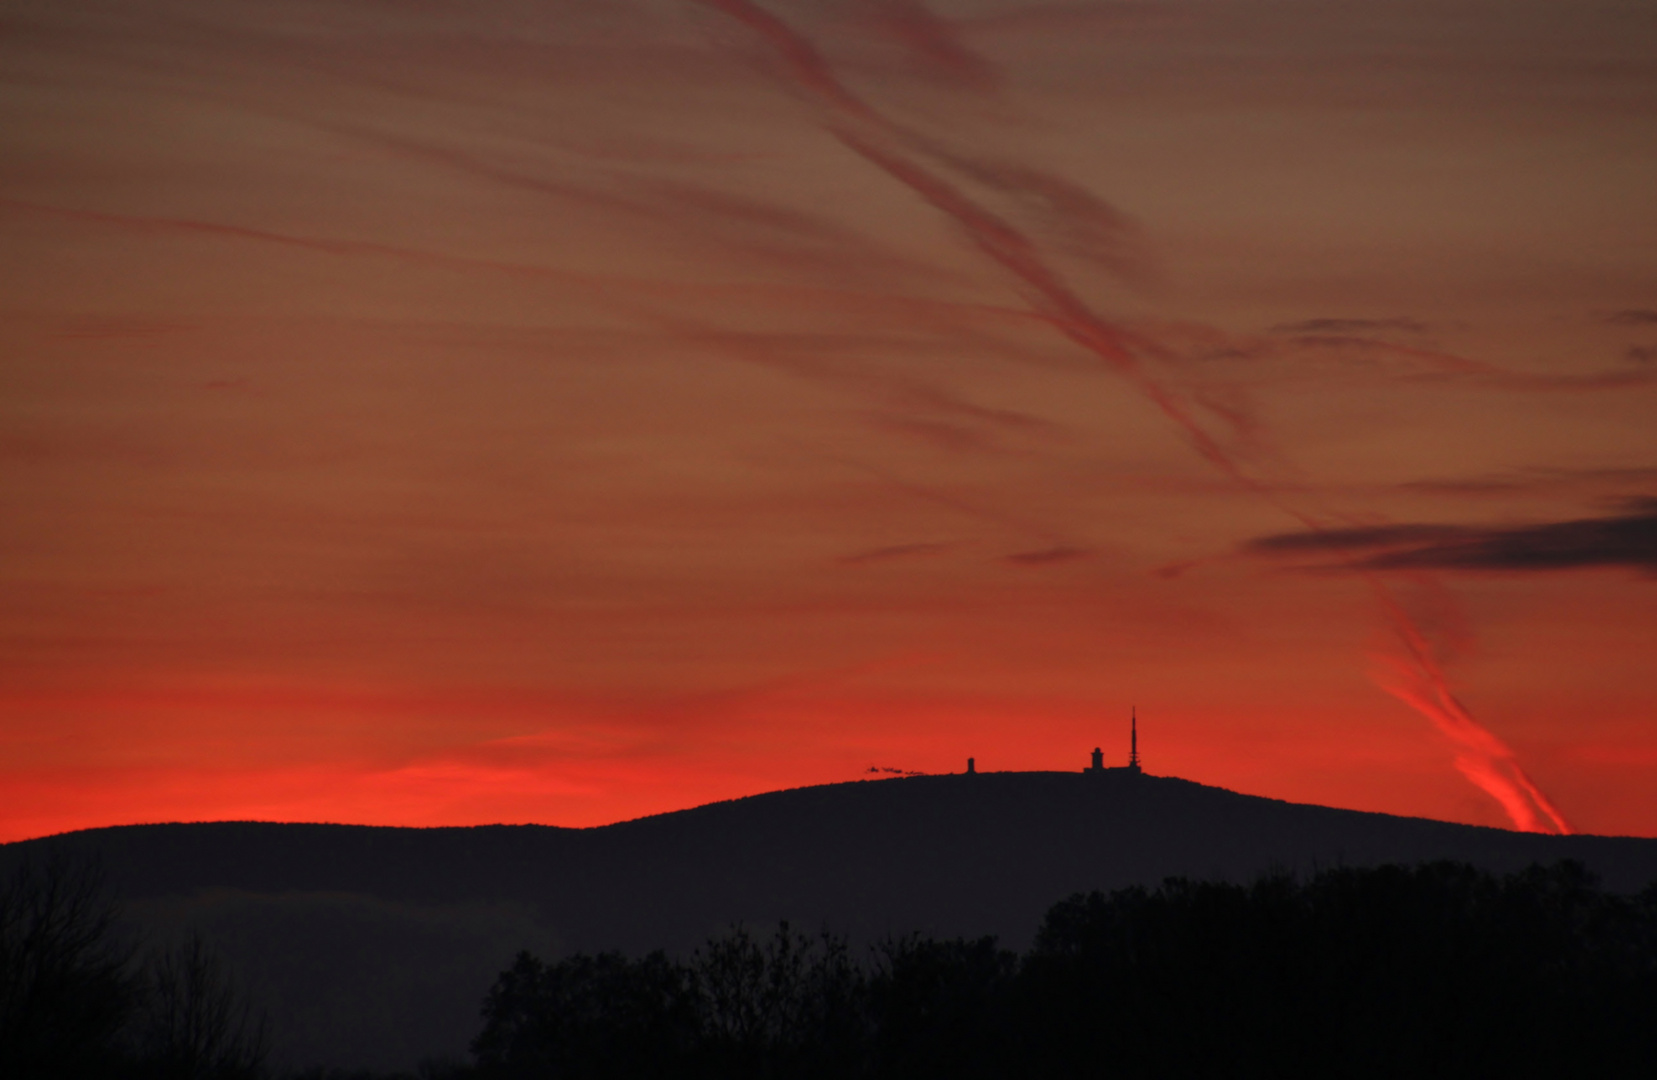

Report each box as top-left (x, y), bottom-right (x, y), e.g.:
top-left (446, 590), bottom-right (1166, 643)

top-left (685, 0), bottom-right (1626, 834)
top-left (1369, 583), bottom-right (1572, 835)
top-left (1247, 502), bottom-right (1657, 574)
top-left (8, 0), bottom-right (1652, 840)
top-left (1274, 333), bottom-right (1657, 392)
top-left (1002, 546), bottom-right (1093, 566)
top-left (1270, 317), bottom-right (1429, 335)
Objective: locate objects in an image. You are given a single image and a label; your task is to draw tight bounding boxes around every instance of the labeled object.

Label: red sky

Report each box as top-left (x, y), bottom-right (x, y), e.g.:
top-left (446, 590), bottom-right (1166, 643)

top-left (3, 0), bottom-right (1655, 842)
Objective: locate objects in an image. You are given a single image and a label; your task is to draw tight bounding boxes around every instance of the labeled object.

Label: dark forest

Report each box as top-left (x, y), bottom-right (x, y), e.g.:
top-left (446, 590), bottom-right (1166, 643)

top-left (6, 858), bottom-right (1656, 1078)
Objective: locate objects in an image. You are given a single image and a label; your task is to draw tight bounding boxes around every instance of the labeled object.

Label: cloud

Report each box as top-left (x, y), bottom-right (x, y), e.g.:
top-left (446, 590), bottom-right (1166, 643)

top-left (1605, 309), bottom-right (1657, 326)
top-left (1273, 332), bottom-right (1657, 391)
top-left (1397, 466), bottom-right (1657, 498)
top-left (691, 0), bottom-right (1588, 837)
top-left (918, 146), bottom-right (1159, 288)
top-left (1269, 317), bottom-right (1428, 335)
top-left (859, 383), bottom-right (1062, 455)
top-left (1245, 501), bottom-right (1657, 574)
top-left (958, 2), bottom-right (1188, 39)
top-left (1627, 345), bottom-right (1657, 364)
top-left (859, 0), bottom-right (998, 90)
top-left (0, 196), bottom-right (607, 289)
top-left (1002, 545), bottom-right (1092, 566)
top-left (1249, 523), bottom-right (1467, 554)
top-left (693, 0), bottom-right (1245, 482)
top-left (328, 122), bottom-right (952, 292)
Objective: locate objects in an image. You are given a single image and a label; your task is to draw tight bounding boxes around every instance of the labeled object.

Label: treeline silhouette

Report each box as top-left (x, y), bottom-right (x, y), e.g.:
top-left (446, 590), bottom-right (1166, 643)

top-left (472, 861), bottom-right (1657, 1079)
top-left (6, 858), bottom-right (1656, 1078)
top-left (0, 857), bottom-right (268, 1080)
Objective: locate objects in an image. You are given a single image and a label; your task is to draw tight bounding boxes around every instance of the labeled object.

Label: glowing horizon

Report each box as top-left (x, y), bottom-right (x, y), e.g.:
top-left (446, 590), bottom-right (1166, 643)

top-left (3, 0), bottom-right (1654, 843)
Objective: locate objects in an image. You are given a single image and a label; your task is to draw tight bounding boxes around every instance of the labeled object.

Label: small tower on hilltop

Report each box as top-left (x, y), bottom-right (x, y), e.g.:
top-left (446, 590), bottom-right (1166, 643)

top-left (1128, 706), bottom-right (1142, 774)
top-left (1086, 746), bottom-right (1104, 773)
top-left (966, 756), bottom-right (976, 775)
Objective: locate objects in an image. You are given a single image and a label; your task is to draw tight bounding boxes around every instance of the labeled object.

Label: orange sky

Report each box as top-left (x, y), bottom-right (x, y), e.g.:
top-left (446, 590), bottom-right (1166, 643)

top-left (3, 0), bottom-right (1655, 843)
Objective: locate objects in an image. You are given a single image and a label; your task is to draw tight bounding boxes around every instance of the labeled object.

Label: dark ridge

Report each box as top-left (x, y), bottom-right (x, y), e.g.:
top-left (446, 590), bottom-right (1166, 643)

top-left (5, 771), bottom-right (1656, 1071)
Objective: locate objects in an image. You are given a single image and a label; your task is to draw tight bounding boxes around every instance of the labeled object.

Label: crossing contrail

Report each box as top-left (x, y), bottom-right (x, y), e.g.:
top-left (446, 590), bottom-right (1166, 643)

top-left (693, 0), bottom-right (1573, 832)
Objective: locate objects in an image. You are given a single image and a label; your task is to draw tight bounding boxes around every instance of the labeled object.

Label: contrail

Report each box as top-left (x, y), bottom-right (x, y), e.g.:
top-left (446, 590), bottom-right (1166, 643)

top-left (1369, 582), bottom-right (1572, 833)
top-left (694, 0), bottom-right (1573, 832)
top-left (7, 3), bottom-right (1571, 832)
top-left (696, 0), bottom-right (1252, 484)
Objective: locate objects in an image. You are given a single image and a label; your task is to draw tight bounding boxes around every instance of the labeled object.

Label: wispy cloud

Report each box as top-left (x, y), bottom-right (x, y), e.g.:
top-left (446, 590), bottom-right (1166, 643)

top-left (859, 0), bottom-right (999, 90)
top-left (9, 0), bottom-right (1655, 839)
top-left (691, 0), bottom-right (1600, 835)
top-left (1269, 317), bottom-right (1428, 335)
top-left (1002, 545), bottom-right (1092, 566)
top-left (1369, 584), bottom-right (1572, 835)
top-left (1247, 501), bottom-right (1657, 574)
top-left (1397, 467), bottom-right (1657, 498)
top-left (1272, 333), bottom-right (1657, 391)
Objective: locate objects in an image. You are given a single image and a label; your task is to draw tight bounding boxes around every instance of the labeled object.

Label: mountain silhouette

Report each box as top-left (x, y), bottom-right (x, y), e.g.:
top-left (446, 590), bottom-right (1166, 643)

top-left (7, 770), bottom-right (1657, 1071)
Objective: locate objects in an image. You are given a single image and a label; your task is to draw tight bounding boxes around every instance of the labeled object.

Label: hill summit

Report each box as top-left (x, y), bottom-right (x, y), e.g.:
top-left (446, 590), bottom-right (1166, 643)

top-left (7, 771), bottom-right (1656, 1070)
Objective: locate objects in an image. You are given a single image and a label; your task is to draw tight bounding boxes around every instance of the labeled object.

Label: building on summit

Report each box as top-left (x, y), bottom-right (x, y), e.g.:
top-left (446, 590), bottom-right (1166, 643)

top-left (1085, 709), bottom-right (1142, 774)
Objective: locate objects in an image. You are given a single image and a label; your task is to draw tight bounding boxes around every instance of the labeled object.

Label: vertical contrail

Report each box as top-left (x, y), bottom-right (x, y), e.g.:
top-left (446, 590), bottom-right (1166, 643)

top-left (693, 0), bottom-right (1572, 832)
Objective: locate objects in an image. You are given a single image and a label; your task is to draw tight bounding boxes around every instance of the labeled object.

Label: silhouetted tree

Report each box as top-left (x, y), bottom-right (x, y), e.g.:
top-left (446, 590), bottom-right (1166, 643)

top-left (133, 931), bottom-right (271, 1080)
top-left (468, 862), bottom-right (1657, 1079)
top-left (1020, 860), bottom-right (1657, 1078)
top-left (472, 925), bottom-right (867, 1080)
top-left (690, 923), bottom-right (865, 1079)
top-left (472, 950), bottom-right (697, 1079)
top-left (282, 1064), bottom-right (472, 1080)
top-left (866, 935), bottom-right (1015, 1080)
top-left (0, 855), bottom-right (138, 1078)
top-left (0, 854), bottom-right (272, 1080)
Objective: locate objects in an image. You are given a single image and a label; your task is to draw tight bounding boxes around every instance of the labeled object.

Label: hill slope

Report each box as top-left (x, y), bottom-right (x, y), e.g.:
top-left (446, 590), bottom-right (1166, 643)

top-left (8, 771), bottom-right (1657, 1070)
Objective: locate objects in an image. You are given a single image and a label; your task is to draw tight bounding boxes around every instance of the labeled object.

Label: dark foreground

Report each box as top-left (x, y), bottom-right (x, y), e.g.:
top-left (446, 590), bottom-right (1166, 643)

top-left (8, 772), bottom-right (1657, 1070)
top-left (7, 859), bottom-right (1656, 1079)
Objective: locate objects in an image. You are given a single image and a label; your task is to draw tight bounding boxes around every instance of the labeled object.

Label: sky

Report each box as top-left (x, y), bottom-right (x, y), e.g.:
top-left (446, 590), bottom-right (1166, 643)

top-left (2, 0), bottom-right (1655, 843)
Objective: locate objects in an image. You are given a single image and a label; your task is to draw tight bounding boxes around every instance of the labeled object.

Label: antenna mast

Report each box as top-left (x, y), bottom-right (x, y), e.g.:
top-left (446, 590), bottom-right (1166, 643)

top-left (1128, 706), bottom-right (1141, 773)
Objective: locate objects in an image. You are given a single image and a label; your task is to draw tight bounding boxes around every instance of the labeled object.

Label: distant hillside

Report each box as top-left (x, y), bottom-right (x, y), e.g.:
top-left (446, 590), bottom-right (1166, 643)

top-left (7, 771), bottom-right (1657, 1071)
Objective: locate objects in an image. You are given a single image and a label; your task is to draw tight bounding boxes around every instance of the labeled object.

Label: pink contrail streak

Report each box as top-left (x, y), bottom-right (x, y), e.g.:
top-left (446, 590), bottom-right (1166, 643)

top-left (693, 0), bottom-right (1572, 833)
top-left (1368, 583), bottom-right (1571, 833)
